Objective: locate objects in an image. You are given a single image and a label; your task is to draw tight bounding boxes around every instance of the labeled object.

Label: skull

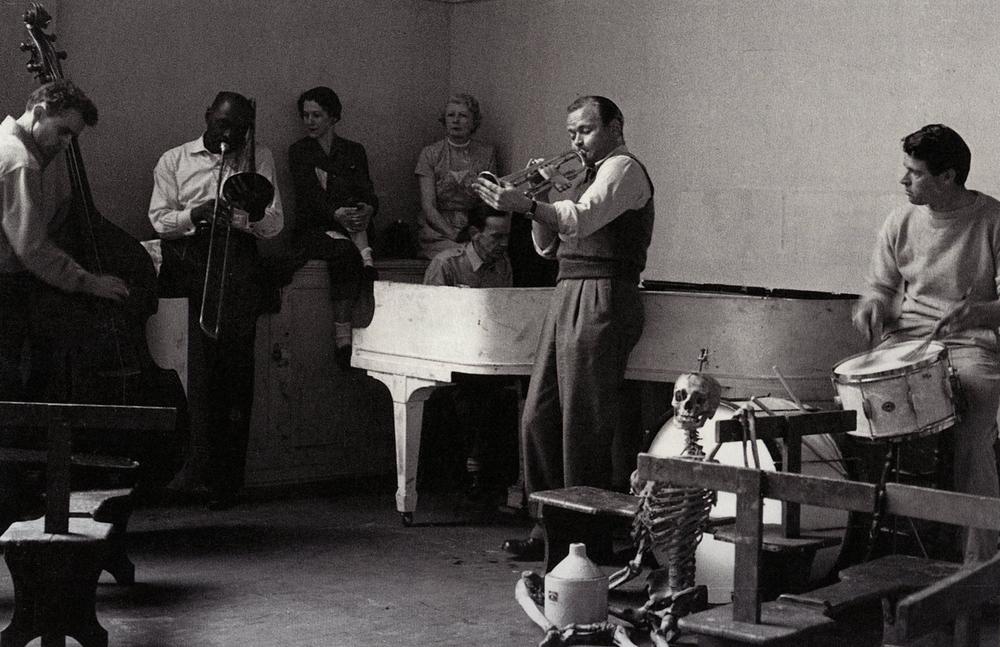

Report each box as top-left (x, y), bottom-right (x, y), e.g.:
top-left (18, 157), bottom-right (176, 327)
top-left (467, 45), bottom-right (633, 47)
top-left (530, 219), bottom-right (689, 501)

top-left (672, 373), bottom-right (722, 431)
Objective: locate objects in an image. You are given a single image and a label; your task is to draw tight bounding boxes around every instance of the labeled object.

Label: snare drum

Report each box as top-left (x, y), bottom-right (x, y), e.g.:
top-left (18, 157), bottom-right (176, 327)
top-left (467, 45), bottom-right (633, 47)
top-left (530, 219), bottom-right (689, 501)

top-left (647, 398), bottom-right (848, 603)
top-left (832, 340), bottom-right (956, 442)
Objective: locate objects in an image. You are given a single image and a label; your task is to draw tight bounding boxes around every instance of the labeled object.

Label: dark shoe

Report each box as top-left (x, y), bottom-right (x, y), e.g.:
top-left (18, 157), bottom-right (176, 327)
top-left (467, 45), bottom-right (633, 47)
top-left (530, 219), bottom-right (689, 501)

top-left (465, 472), bottom-right (485, 501)
top-left (464, 474), bottom-right (505, 507)
top-left (335, 345), bottom-right (353, 371)
top-left (162, 477), bottom-right (210, 504)
top-left (207, 494), bottom-right (239, 511)
top-left (502, 536), bottom-right (545, 561)
top-left (362, 265), bottom-right (379, 281)
top-left (161, 486), bottom-right (209, 506)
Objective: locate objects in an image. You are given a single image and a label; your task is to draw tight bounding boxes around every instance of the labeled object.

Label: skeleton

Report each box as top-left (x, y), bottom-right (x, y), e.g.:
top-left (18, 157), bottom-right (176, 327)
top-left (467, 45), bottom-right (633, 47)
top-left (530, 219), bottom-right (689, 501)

top-left (611, 373), bottom-right (722, 646)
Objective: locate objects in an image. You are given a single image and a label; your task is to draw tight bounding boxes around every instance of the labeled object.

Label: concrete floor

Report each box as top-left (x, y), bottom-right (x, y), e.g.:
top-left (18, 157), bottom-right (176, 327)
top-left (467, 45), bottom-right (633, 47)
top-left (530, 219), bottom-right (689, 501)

top-left (0, 483), bottom-right (996, 647)
top-left (28, 484), bottom-right (558, 647)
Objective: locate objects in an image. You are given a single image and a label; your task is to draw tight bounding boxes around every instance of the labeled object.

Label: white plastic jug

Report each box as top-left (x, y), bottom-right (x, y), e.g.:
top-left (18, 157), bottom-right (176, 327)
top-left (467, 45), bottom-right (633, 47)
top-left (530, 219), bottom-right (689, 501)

top-left (543, 542), bottom-right (608, 628)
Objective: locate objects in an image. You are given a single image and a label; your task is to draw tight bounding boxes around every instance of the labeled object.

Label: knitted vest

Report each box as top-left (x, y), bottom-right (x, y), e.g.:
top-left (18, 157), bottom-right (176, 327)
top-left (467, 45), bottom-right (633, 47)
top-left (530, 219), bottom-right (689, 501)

top-left (556, 153), bottom-right (654, 283)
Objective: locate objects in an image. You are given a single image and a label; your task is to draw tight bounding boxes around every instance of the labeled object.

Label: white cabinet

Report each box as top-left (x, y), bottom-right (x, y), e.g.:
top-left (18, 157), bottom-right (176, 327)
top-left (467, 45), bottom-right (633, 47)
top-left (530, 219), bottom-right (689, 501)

top-left (245, 260), bottom-right (426, 486)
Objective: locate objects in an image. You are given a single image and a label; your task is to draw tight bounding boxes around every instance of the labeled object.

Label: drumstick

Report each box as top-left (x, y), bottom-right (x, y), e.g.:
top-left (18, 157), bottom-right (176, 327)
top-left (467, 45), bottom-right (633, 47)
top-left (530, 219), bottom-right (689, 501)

top-left (747, 407), bottom-right (761, 469)
top-left (772, 365), bottom-right (806, 411)
top-left (899, 333), bottom-right (936, 363)
top-left (749, 395), bottom-right (777, 416)
top-left (737, 403), bottom-right (762, 469)
top-left (900, 288), bottom-right (972, 362)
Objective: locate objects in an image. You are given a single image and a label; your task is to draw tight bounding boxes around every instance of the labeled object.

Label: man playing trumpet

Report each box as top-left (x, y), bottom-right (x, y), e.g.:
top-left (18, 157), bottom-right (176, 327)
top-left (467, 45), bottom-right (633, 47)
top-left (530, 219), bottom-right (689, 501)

top-left (473, 95), bottom-right (654, 559)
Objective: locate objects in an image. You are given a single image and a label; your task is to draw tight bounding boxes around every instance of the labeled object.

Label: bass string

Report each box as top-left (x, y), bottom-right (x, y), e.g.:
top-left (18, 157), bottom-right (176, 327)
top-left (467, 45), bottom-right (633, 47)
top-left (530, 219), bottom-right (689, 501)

top-left (64, 135), bottom-right (130, 396)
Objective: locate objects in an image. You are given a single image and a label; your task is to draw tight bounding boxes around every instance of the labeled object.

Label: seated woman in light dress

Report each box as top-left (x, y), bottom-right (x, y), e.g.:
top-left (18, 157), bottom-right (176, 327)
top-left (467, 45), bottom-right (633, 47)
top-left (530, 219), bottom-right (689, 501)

top-left (415, 93), bottom-right (496, 259)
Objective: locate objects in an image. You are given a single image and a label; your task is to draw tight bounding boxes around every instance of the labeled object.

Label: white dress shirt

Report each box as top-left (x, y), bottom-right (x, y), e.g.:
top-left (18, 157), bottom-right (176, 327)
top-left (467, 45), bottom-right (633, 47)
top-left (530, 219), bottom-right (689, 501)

top-left (531, 144), bottom-right (651, 257)
top-left (148, 136), bottom-right (283, 241)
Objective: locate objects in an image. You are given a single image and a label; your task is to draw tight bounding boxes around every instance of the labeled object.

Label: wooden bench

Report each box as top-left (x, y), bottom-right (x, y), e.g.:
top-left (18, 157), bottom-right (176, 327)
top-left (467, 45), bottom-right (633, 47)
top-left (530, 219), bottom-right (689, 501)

top-left (636, 454), bottom-right (1000, 646)
top-left (531, 486), bottom-right (640, 571)
top-left (70, 488), bottom-right (138, 585)
top-left (531, 407), bottom-right (855, 583)
top-left (0, 446), bottom-right (140, 585)
top-left (0, 401), bottom-right (175, 647)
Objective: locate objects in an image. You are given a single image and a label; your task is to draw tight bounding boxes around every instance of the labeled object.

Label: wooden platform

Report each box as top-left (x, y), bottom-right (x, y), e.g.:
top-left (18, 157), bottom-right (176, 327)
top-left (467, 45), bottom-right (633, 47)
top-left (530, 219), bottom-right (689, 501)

top-left (640, 454), bottom-right (1000, 646)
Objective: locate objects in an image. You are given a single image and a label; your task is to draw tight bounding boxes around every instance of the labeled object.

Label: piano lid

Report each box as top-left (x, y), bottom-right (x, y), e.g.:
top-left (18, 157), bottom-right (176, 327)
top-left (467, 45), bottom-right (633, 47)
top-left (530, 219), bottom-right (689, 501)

top-left (353, 282), bottom-right (865, 401)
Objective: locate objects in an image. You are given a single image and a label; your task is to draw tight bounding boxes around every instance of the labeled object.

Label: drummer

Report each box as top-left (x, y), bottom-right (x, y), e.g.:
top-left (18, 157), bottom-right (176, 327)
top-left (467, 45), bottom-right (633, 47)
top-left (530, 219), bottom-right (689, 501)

top-left (852, 124), bottom-right (1000, 564)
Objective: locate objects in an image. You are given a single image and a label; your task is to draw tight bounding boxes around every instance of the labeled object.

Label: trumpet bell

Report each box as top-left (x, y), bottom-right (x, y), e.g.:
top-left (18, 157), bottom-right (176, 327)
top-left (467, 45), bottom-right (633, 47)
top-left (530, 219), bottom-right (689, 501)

top-left (222, 171), bottom-right (274, 222)
top-left (477, 150), bottom-right (586, 199)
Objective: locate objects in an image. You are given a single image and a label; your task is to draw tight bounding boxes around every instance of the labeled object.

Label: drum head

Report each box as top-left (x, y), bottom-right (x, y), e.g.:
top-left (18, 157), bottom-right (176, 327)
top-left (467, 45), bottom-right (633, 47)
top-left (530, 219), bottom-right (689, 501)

top-left (834, 340), bottom-right (946, 380)
top-left (647, 398), bottom-right (848, 603)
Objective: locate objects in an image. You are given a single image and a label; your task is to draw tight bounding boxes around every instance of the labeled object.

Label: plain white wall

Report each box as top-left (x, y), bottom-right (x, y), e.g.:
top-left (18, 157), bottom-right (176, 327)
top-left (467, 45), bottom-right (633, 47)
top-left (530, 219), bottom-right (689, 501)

top-left (450, 0), bottom-right (1000, 294)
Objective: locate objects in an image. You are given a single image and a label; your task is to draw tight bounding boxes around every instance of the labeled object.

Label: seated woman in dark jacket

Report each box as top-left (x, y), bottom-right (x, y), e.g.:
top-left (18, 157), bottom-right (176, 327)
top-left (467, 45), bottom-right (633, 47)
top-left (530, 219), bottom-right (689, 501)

top-left (288, 86), bottom-right (378, 367)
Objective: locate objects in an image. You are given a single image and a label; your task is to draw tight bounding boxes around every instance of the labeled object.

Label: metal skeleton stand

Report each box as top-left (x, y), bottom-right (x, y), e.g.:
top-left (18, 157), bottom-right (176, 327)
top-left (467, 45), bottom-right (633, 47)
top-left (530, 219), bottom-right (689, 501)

top-left (614, 425), bottom-right (716, 646)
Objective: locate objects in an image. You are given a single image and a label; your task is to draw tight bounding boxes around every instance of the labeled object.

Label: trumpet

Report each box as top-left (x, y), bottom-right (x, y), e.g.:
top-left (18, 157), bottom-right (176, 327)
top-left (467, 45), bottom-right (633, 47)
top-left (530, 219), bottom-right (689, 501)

top-left (477, 150), bottom-right (586, 198)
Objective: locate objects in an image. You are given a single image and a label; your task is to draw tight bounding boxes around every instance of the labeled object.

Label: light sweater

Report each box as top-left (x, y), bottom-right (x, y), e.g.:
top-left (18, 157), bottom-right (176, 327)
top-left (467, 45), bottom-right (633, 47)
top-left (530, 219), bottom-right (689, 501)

top-left (865, 191), bottom-right (1000, 351)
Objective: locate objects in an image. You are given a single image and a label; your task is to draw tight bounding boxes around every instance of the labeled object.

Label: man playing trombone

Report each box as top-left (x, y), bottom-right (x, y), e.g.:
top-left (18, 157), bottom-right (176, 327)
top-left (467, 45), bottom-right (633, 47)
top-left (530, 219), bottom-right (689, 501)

top-left (473, 95), bottom-right (654, 559)
top-left (148, 91), bottom-right (283, 510)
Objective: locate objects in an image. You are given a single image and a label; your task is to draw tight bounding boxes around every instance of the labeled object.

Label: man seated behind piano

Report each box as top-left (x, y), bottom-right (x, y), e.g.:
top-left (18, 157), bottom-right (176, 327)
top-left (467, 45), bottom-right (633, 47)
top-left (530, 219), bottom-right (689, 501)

top-left (422, 206), bottom-right (518, 508)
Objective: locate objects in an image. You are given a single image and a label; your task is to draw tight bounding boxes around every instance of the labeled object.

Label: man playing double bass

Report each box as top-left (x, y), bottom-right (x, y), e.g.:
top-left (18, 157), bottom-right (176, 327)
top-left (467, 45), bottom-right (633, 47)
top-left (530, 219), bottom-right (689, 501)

top-left (0, 80), bottom-right (129, 399)
top-left (0, 80), bottom-right (129, 528)
top-left (149, 91), bottom-right (283, 510)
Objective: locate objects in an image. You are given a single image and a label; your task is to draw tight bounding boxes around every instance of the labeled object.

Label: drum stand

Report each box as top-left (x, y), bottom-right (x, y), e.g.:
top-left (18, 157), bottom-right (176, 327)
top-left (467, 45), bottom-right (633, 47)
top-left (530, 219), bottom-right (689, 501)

top-left (618, 423), bottom-right (715, 646)
top-left (861, 432), bottom-right (956, 563)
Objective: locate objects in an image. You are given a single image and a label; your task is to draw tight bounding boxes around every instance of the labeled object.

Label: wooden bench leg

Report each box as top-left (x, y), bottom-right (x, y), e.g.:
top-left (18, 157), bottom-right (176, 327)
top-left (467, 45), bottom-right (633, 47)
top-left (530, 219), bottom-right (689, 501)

top-left (103, 527), bottom-right (135, 586)
top-left (100, 509), bottom-right (136, 586)
top-left (73, 490), bottom-right (137, 585)
top-left (0, 530), bottom-right (110, 647)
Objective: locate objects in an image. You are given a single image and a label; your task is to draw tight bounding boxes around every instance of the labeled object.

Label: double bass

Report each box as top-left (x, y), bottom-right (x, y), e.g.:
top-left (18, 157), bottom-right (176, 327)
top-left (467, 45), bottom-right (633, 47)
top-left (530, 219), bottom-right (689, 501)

top-left (19, 4), bottom-right (186, 480)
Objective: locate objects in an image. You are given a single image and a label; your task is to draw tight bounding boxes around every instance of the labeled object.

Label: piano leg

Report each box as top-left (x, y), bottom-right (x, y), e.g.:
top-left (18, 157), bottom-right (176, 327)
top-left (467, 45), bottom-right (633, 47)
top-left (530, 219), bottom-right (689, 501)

top-left (365, 371), bottom-right (445, 525)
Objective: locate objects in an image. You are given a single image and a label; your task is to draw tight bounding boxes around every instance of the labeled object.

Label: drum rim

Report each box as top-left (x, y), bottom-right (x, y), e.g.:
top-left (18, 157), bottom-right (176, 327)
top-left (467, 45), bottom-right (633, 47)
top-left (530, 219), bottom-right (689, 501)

top-left (832, 341), bottom-right (948, 381)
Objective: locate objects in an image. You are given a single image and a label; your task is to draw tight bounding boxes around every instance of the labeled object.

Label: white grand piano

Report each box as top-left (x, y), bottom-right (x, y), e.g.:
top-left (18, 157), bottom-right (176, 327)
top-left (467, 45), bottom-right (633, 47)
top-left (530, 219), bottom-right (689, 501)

top-left (352, 281), bottom-right (865, 523)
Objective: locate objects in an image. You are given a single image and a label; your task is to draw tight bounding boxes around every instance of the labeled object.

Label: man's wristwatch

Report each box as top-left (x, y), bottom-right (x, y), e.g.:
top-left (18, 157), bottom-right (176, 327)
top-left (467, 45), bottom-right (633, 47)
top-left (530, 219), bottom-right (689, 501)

top-left (524, 198), bottom-right (538, 217)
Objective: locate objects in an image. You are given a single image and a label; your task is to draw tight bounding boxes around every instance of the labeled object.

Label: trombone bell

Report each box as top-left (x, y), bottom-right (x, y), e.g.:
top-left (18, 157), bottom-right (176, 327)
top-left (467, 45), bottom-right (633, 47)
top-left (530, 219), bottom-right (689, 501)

top-left (222, 171), bottom-right (274, 223)
top-left (478, 150), bottom-right (586, 199)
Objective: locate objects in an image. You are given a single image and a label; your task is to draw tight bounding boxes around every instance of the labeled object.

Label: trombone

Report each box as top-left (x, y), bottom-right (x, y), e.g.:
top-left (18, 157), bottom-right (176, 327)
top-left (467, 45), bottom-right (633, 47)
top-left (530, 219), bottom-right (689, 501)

top-left (477, 150), bottom-right (586, 198)
top-left (199, 99), bottom-right (275, 339)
